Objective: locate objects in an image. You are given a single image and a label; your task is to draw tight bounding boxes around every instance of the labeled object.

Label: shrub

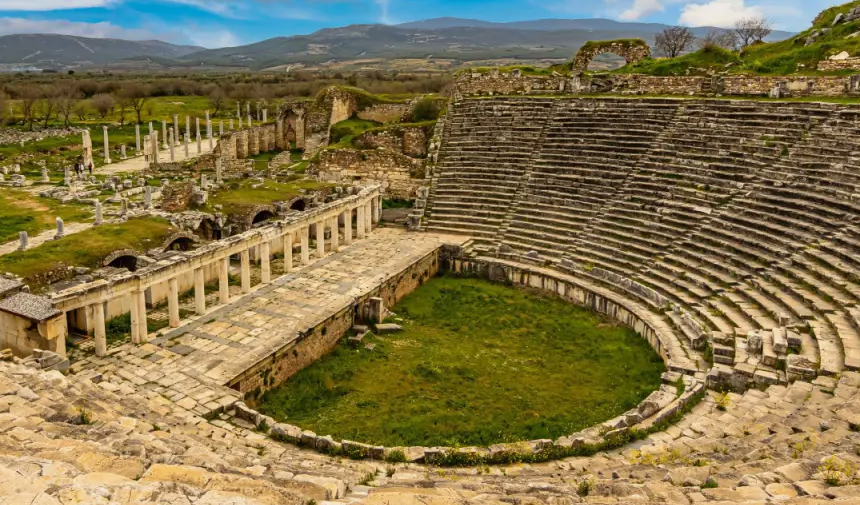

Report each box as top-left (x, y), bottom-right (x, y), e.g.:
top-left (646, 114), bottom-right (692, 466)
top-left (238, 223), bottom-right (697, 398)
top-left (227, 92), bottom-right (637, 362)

top-left (411, 98), bottom-right (441, 122)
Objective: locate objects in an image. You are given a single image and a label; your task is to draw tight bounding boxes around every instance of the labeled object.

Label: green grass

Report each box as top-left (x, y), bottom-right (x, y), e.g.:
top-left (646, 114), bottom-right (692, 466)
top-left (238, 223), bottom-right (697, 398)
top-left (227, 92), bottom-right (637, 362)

top-left (619, 1), bottom-right (860, 76)
top-left (0, 217), bottom-right (177, 289)
top-left (328, 117), bottom-right (381, 149)
top-left (203, 179), bottom-right (332, 214)
top-left (0, 190), bottom-right (92, 243)
top-left (257, 276), bottom-right (664, 447)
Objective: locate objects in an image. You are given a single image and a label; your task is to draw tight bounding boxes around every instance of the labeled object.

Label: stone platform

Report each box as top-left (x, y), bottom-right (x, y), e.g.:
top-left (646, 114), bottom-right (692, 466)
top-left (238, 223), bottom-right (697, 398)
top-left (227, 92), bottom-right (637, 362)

top-left (70, 228), bottom-right (468, 417)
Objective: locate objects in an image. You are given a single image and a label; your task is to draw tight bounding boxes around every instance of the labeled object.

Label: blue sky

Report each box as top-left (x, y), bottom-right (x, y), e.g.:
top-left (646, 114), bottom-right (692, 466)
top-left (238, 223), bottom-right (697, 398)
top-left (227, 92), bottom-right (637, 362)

top-left (0, 0), bottom-right (839, 48)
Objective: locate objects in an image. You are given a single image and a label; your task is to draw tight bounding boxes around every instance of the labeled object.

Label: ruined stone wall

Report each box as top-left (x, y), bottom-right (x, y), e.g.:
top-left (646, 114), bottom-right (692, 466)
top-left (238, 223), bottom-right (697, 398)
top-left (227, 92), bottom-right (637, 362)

top-left (236, 131), bottom-right (248, 159)
top-left (453, 70), bottom-right (571, 96)
top-left (248, 129), bottom-right (260, 157)
top-left (610, 74), bottom-right (706, 95)
top-left (161, 182), bottom-right (194, 212)
top-left (353, 125), bottom-right (430, 158)
top-left (357, 103), bottom-right (409, 123)
top-left (219, 133), bottom-right (237, 160)
top-left (313, 149), bottom-right (424, 198)
top-left (817, 58), bottom-right (860, 71)
top-left (722, 75), bottom-right (849, 96)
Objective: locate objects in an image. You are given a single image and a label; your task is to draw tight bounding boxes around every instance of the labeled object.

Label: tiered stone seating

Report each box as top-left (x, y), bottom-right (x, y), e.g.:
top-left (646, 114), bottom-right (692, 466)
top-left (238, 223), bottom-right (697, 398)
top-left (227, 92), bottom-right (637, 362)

top-left (427, 96), bottom-right (860, 385)
top-left (425, 98), bottom-right (556, 240)
top-left (499, 98), bottom-right (681, 257)
top-left (6, 361), bottom-right (860, 504)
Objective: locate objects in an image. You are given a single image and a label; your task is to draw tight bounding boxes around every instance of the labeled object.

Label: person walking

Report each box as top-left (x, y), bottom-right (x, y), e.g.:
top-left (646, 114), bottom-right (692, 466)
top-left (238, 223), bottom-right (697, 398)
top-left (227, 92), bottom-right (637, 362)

top-left (87, 162), bottom-right (93, 176)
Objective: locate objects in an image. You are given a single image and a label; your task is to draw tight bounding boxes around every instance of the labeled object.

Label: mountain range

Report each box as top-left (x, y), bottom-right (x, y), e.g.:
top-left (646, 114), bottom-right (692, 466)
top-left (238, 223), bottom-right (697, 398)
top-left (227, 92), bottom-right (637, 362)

top-left (0, 18), bottom-right (794, 72)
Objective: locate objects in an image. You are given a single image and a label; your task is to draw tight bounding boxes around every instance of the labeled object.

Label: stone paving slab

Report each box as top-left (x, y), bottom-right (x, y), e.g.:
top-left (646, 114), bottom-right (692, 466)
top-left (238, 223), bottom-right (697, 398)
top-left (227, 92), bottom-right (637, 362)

top-left (72, 228), bottom-right (468, 416)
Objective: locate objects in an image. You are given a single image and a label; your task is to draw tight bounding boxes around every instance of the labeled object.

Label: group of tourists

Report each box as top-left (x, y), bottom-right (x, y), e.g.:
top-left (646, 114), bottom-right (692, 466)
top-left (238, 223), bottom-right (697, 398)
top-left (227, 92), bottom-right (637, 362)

top-left (73, 159), bottom-right (93, 177)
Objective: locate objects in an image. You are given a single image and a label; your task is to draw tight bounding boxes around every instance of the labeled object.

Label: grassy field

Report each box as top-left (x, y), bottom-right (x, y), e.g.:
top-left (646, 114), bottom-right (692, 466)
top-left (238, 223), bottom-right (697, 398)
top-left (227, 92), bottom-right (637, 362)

top-left (257, 276), bottom-right (664, 447)
top-left (203, 179), bottom-right (332, 214)
top-left (0, 190), bottom-right (92, 243)
top-left (0, 217), bottom-right (177, 289)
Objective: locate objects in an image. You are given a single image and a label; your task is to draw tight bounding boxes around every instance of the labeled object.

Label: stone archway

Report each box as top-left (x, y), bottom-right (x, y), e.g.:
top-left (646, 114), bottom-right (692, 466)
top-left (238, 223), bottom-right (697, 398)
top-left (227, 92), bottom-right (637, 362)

top-left (104, 249), bottom-right (141, 272)
top-left (161, 232), bottom-right (198, 252)
top-left (572, 39), bottom-right (651, 72)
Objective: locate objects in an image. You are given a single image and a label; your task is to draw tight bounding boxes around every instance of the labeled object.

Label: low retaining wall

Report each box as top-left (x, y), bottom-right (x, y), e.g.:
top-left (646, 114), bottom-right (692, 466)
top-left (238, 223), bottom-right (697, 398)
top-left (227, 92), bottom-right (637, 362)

top-left (229, 255), bottom-right (706, 465)
top-left (452, 70), bottom-right (860, 98)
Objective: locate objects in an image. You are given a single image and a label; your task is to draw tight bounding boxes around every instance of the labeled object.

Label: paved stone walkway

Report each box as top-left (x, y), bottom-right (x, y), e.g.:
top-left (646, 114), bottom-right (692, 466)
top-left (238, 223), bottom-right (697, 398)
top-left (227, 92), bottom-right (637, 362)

top-left (71, 228), bottom-right (468, 417)
top-left (99, 140), bottom-right (216, 176)
top-left (0, 221), bottom-right (94, 256)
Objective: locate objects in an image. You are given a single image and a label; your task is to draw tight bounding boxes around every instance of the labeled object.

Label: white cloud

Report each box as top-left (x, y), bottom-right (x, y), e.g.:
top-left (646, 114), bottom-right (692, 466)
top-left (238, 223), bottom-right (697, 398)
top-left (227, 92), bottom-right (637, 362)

top-left (679, 0), bottom-right (764, 27)
top-left (182, 27), bottom-right (242, 48)
top-left (618, 0), bottom-right (664, 20)
top-left (0, 0), bottom-right (115, 9)
top-left (0, 16), bottom-right (158, 38)
top-left (375, 0), bottom-right (392, 24)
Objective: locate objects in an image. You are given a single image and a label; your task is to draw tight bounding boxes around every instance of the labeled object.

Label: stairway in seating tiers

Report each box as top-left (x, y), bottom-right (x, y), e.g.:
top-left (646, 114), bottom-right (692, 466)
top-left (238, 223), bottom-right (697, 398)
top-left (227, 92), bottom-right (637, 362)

top-left (425, 96), bottom-right (860, 391)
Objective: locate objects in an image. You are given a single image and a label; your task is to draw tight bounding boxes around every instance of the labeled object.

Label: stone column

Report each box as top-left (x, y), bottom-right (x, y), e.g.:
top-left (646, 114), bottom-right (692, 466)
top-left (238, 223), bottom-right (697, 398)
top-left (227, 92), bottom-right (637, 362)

top-left (238, 116), bottom-right (243, 129)
top-left (196, 129), bottom-right (202, 154)
top-left (356, 205), bottom-right (366, 239)
top-left (330, 216), bottom-right (339, 253)
top-left (185, 116), bottom-right (190, 140)
top-left (93, 302), bottom-right (106, 357)
top-left (144, 186), bottom-right (152, 210)
top-left (17, 231), bottom-right (28, 251)
top-left (219, 120), bottom-right (224, 136)
top-left (301, 227), bottom-right (310, 265)
top-left (344, 209), bottom-right (353, 245)
top-left (260, 242), bottom-right (271, 284)
top-left (161, 120), bottom-right (168, 149)
top-left (230, 119), bottom-right (234, 130)
top-left (240, 249), bottom-right (251, 294)
top-left (102, 126), bottom-right (111, 164)
top-left (184, 133), bottom-right (189, 158)
top-left (194, 268), bottom-right (206, 315)
top-left (130, 290), bottom-right (147, 344)
top-left (55, 217), bottom-right (65, 240)
top-left (263, 109), bottom-right (267, 123)
top-left (135, 124), bottom-right (141, 153)
top-left (196, 117), bottom-right (201, 139)
top-left (169, 128), bottom-right (175, 161)
top-left (205, 110), bottom-right (211, 136)
top-left (173, 115), bottom-right (180, 146)
top-left (316, 220), bottom-right (325, 259)
top-left (248, 115), bottom-right (253, 128)
top-left (208, 119), bottom-right (214, 150)
top-left (237, 102), bottom-right (241, 118)
top-left (151, 131), bottom-right (159, 164)
top-left (40, 167), bottom-right (49, 183)
top-left (168, 278), bottom-right (180, 328)
top-left (219, 257), bottom-right (230, 305)
top-left (94, 201), bottom-right (103, 225)
top-left (148, 121), bottom-right (153, 135)
top-left (283, 232), bottom-right (293, 273)
top-left (121, 145), bottom-right (127, 160)
top-left (365, 201), bottom-right (373, 233)
top-left (276, 119), bottom-right (284, 150)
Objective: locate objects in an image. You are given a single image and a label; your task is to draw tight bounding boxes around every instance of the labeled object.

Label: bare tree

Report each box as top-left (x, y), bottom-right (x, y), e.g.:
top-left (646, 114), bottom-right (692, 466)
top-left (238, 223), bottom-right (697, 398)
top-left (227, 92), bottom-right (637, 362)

top-left (118, 83), bottom-right (150, 124)
top-left (0, 92), bottom-right (7, 126)
top-left (733, 18), bottom-right (772, 48)
top-left (35, 85), bottom-right (59, 129)
top-left (19, 87), bottom-right (39, 131)
top-left (55, 82), bottom-right (82, 126)
top-left (73, 101), bottom-right (89, 121)
top-left (91, 93), bottom-right (115, 119)
top-left (699, 29), bottom-right (739, 50)
top-left (654, 26), bottom-right (696, 58)
top-left (208, 86), bottom-right (228, 117)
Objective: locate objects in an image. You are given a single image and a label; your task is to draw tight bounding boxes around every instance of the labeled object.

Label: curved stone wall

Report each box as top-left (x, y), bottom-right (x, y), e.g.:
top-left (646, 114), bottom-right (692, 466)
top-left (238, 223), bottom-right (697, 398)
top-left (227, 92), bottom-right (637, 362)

top-left (231, 256), bottom-right (704, 464)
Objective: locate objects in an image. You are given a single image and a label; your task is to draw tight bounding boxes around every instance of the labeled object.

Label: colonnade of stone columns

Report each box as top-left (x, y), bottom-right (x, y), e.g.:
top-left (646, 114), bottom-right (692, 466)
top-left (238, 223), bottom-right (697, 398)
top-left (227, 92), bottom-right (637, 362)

top-left (87, 196), bottom-right (382, 357)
